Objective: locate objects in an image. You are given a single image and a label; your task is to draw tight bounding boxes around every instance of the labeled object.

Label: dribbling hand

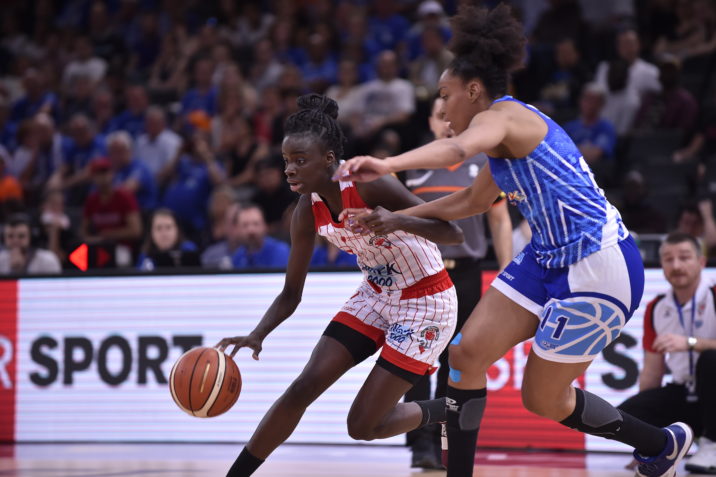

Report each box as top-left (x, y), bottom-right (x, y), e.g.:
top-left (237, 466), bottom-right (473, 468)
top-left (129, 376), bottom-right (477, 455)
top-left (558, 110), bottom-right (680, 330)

top-left (333, 156), bottom-right (391, 182)
top-left (215, 334), bottom-right (263, 360)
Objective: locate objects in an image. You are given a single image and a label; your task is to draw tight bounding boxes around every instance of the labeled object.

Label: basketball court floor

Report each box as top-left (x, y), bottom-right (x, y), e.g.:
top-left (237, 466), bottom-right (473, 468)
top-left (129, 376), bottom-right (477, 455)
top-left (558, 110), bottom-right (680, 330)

top-left (0, 443), bottom-right (708, 477)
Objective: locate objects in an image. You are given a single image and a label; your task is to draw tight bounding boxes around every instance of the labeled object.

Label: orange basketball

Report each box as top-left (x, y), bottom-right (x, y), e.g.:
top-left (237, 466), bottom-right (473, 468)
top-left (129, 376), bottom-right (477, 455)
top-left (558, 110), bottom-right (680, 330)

top-left (169, 347), bottom-right (241, 418)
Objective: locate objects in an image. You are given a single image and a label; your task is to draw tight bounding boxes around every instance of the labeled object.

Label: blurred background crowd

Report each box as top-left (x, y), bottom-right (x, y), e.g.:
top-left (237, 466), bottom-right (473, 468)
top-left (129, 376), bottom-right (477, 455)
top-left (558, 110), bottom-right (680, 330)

top-left (1, 0), bottom-right (716, 274)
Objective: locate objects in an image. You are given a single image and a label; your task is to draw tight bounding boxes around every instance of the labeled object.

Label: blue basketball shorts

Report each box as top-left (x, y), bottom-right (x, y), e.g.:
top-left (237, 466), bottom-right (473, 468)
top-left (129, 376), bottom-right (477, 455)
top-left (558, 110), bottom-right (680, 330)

top-left (491, 236), bottom-right (645, 363)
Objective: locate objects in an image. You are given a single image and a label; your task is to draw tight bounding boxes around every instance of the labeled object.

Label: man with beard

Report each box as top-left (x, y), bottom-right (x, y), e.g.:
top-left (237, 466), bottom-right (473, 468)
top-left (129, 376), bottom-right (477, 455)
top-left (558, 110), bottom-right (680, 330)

top-left (619, 232), bottom-right (716, 474)
top-left (231, 204), bottom-right (289, 269)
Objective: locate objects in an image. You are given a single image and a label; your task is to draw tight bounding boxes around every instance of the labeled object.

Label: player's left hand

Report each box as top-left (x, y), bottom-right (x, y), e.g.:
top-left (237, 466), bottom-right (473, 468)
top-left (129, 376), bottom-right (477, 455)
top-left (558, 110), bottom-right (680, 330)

top-left (339, 206), bottom-right (403, 236)
top-left (653, 333), bottom-right (688, 353)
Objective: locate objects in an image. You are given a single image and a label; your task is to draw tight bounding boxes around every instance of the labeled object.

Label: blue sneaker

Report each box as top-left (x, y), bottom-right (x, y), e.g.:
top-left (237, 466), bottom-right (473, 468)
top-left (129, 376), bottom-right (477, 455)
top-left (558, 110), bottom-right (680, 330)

top-left (634, 422), bottom-right (694, 477)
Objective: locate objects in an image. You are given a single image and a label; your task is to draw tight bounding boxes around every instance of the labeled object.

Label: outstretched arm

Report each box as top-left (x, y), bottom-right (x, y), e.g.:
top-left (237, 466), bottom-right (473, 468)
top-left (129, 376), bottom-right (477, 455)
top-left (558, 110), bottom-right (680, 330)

top-left (335, 110), bottom-right (508, 182)
top-left (343, 174), bottom-right (464, 245)
top-left (400, 163), bottom-right (502, 222)
top-left (217, 196), bottom-right (316, 359)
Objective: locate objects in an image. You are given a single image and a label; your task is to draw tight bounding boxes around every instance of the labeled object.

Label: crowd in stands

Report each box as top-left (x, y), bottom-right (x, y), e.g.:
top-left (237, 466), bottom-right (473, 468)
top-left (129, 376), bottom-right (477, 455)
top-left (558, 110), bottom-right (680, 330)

top-left (2, 0), bottom-right (716, 274)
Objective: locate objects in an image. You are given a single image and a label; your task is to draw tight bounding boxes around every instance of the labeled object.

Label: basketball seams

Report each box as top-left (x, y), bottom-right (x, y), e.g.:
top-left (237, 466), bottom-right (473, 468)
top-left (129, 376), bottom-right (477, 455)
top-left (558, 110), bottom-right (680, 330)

top-left (169, 349), bottom-right (193, 416)
top-left (196, 349), bottom-right (226, 418)
top-left (186, 348), bottom-right (210, 416)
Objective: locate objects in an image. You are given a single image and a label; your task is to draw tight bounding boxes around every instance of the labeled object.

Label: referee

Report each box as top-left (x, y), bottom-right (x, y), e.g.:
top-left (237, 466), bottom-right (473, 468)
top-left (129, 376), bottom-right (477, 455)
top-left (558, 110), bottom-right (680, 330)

top-left (403, 94), bottom-right (513, 468)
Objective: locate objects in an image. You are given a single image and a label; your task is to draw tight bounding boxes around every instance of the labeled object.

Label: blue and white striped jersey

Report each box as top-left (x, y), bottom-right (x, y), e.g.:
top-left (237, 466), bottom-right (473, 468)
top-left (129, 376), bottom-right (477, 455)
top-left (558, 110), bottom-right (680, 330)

top-left (488, 96), bottom-right (628, 268)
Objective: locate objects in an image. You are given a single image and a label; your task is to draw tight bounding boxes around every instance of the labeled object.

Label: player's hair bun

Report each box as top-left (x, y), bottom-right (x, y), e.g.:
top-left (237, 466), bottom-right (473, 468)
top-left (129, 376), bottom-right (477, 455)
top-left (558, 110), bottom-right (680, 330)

top-left (296, 93), bottom-right (339, 120)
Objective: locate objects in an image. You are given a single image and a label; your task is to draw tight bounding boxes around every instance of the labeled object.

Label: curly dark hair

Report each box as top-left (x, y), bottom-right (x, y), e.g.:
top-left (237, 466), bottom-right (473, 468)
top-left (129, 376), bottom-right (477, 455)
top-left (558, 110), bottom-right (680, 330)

top-left (447, 3), bottom-right (526, 98)
top-left (284, 93), bottom-right (346, 159)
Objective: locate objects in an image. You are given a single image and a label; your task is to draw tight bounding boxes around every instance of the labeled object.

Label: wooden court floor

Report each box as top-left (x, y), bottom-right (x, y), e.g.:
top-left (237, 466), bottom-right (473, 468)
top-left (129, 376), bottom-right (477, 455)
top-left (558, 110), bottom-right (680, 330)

top-left (0, 443), bottom-right (708, 477)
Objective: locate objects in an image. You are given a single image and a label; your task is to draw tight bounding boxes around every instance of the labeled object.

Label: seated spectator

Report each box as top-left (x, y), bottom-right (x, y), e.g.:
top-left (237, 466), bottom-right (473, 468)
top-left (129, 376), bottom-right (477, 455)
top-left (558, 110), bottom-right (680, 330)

top-left (539, 38), bottom-right (592, 113)
top-left (231, 204), bottom-right (289, 269)
top-left (202, 202), bottom-right (242, 269)
top-left (81, 157), bottom-right (143, 253)
top-left (405, 1), bottom-right (452, 61)
top-left (61, 74), bottom-right (95, 123)
top-left (350, 50), bottom-right (415, 143)
top-left (601, 58), bottom-right (642, 136)
top-left (634, 56), bottom-right (698, 136)
top-left (310, 236), bottom-right (357, 268)
top-left (409, 24), bottom-right (454, 100)
top-left (148, 34), bottom-right (189, 104)
top-left (135, 106), bottom-right (182, 178)
top-left (653, 0), bottom-right (716, 61)
top-left (595, 28), bottom-right (661, 131)
top-left (326, 60), bottom-right (363, 128)
top-left (366, 1), bottom-right (410, 52)
top-left (159, 131), bottom-right (225, 243)
top-left (107, 131), bottom-right (157, 211)
top-left (181, 57), bottom-right (217, 118)
top-left (10, 68), bottom-right (59, 124)
top-left (12, 114), bottom-right (63, 205)
top-left (0, 213), bottom-right (60, 274)
top-left (49, 113), bottom-right (105, 206)
top-left (618, 171), bottom-right (668, 234)
top-left (563, 83), bottom-right (617, 164)
top-left (39, 188), bottom-right (74, 267)
top-left (618, 233), bottom-right (716, 474)
top-left (0, 153), bottom-right (22, 206)
top-left (221, 115), bottom-right (269, 188)
top-left (299, 32), bottom-right (337, 94)
top-left (207, 185), bottom-right (238, 243)
top-left (249, 38), bottom-right (284, 92)
top-left (138, 208), bottom-right (199, 270)
top-left (251, 158), bottom-right (297, 233)
top-left (62, 35), bottom-right (107, 91)
top-left (91, 89), bottom-right (117, 135)
top-left (109, 84), bottom-right (149, 138)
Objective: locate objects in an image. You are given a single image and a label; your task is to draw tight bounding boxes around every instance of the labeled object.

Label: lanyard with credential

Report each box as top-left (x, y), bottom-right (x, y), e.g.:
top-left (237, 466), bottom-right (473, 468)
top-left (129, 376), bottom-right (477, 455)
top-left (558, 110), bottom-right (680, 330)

top-left (672, 295), bottom-right (697, 397)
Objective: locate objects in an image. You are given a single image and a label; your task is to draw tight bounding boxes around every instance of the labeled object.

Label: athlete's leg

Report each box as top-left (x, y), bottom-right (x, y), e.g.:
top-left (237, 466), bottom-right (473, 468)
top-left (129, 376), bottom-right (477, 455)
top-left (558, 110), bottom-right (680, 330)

top-left (445, 286), bottom-right (539, 477)
top-left (226, 335), bottom-right (359, 477)
top-left (346, 365), bottom-right (425, 440)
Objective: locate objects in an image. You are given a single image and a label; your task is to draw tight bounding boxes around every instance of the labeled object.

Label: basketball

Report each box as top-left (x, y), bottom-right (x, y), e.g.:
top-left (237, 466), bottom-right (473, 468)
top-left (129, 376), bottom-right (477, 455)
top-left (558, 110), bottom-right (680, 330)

top-left (169, 347), bottom-right (242, 418)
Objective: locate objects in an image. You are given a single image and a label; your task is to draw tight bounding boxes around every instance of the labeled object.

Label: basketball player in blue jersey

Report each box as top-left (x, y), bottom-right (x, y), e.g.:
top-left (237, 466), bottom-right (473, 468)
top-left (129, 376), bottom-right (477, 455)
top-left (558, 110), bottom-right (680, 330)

top-left (335, 4), bottom-right (693, 477)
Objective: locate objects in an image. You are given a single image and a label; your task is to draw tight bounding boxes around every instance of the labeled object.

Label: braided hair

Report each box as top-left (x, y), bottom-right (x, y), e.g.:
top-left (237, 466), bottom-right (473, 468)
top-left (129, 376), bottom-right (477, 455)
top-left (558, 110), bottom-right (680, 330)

top-left (447, 3), bottom-right (526, 98)
top-left (284, 94), bottom-right (346, 160)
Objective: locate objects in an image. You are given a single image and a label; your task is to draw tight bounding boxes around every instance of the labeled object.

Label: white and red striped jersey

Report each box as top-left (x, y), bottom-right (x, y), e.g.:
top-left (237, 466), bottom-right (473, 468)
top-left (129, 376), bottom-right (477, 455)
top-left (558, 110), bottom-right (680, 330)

top-left (311, 181), bottom-right (445, 290)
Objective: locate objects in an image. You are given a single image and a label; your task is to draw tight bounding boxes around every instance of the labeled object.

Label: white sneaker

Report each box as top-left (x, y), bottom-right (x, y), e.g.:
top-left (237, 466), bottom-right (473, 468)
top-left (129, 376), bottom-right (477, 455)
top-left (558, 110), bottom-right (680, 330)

top-left (685, 437), bottom-right (716, 474)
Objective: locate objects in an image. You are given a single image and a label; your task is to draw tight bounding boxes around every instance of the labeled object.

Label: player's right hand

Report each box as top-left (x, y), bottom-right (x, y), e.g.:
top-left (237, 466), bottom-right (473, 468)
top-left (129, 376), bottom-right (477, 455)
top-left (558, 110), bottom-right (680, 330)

top-left (333, 156), bottom-right (391, 182)
top-left (215, 334), bottom-right (263, 360)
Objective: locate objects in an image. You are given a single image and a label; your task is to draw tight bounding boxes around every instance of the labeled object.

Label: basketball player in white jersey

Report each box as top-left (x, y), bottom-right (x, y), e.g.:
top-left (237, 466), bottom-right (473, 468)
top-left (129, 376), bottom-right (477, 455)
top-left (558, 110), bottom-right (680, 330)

top-left (216, 94), bottom-right (460, 477)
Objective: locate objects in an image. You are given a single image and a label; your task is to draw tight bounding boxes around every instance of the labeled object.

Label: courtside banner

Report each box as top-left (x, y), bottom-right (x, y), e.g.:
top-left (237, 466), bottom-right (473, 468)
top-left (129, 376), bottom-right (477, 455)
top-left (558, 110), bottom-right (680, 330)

top-left (8, 269), bottom-right (707, 450)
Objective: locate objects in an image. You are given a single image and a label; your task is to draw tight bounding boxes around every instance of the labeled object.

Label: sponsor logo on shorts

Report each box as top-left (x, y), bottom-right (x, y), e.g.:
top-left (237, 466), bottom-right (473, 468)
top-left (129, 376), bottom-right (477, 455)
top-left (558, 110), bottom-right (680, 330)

top-left (418, 326), bottom-right (440, 353)
top-left (514, 252), bottom-right (525, 265)
top-left (387, 323), bottom-right (414, 345)
top-left (500, 271), bottom-right (515, 281)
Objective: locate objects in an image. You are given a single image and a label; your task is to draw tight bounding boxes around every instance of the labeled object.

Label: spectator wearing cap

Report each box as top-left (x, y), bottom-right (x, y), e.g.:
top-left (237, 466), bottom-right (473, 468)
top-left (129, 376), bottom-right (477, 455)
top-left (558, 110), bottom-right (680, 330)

top-left (0, 213), bottom-right (61, 274)
top-left (108, 85), bottom-right (149, 138)
top-left (81, 157), bottom-right (142, 249)
top-left (106, 131), bottom-right (157, 211)
top-left (231, 204), bottom-right (289, 269)
top-left (406, 0), bottom-right (452, 61)
top-left (135, 106), bottom-right (182, 179)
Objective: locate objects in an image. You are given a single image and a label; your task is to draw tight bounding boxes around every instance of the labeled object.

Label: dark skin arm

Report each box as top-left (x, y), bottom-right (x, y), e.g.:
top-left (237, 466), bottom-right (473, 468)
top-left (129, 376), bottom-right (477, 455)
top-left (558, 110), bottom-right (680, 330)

top-left (338, 174), bottom-right (464, 245)
top-left (216, 194), bottom-right (316, 359)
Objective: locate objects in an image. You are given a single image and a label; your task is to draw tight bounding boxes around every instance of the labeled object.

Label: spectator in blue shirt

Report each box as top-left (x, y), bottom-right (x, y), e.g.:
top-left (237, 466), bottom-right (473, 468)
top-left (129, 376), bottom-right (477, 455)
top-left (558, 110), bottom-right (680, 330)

top-left (160, 131), bottom-right (225, 243)
top-left (563, 83), bottom-right (617, 164)
top-left (232, 204), bottom-right (289, 269)
top-left (299, 32), bottom-right (338, 94)
top-left (181, 57), bottom-right (218, 118)
top-left (310, 236), bottom-right (358, 268)
top-left (106, 131), bottom-right (157, 211)
top-left (10, 69), bottom-right (59, 125)
top-left (108, 85), bottom-right (149, 138)
top-left (367, 2), bottom-right (410, 52)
